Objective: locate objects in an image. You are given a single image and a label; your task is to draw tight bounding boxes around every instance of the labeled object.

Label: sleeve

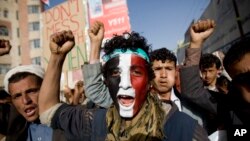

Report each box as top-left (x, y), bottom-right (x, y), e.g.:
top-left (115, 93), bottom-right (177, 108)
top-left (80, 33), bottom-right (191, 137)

top-left (82, 63), bottom-right (113, 108)
top-left (183, 48), bottom-right (201, 67)
top-left (180, 65), bottom-right (217, 114)
top-left (39, 103), bottom-right (62, 126)
top-left (50, 104), bottom-right (94, 139)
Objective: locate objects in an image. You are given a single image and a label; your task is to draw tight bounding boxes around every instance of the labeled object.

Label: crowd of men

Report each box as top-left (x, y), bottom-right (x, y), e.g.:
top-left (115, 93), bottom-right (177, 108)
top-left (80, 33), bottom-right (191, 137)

top-left (0, 19), bottom-right (249, 141)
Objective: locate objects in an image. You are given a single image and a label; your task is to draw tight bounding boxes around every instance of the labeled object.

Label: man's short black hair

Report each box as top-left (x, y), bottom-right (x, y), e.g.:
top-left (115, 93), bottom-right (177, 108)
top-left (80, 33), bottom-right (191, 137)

top-left (149, 48), bottom-right (177, 66)
top-left (102, 31), bottom-right (154, 81)
top-left (199, 53), bottom-right (221, 70)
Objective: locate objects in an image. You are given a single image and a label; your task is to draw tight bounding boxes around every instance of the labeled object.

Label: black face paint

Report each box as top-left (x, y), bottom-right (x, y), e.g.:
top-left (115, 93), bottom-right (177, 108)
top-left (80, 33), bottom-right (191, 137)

top-left (103, 57), bottom-right (120, 108)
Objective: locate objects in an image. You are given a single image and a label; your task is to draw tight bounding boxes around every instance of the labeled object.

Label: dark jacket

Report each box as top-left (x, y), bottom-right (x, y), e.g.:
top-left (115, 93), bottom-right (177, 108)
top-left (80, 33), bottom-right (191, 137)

top-left (180, 64), bottom-right (250, 140)
top-left (0, 103), bottom-right (66, 141)
top-left (163, 101), bottom-right (209, 141)
top-left (180, 47), bottom-right (250, 140)
top-left (180, 65), bottom-right (226, 135)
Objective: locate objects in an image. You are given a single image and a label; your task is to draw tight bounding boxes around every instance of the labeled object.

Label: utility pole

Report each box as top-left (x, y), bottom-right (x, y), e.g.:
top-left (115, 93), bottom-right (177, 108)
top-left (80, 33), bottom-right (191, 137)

top-left (232, 0), bottom-right (245, 39)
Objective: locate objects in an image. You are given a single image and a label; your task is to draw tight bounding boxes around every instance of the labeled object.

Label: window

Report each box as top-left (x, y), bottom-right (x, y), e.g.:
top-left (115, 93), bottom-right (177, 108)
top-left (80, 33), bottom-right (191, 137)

top-left (16, 10), bottom-right (19, 20)
top-left (32, 57), bottom-right (41, 65)
top-left (29, 22), bottom-right (39, 31)
top-left (17, 28), bottom-right (20, 37)
top-left (18, 45), bottom-right (21, 56)
top-left (0, 26), bottom-right (9, 36)
top-left (0, 64), bottom-right (11, 74)
top-left (30, 39), bottom-right (40, 49)
top-left (28, 5), bottom-right (39, 14)
top-left (4, 9), bottom-right (8, 18)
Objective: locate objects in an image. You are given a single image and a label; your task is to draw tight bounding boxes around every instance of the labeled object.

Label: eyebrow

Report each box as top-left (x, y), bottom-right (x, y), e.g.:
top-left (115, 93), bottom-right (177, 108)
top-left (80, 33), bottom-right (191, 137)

top-left (12, 87), bottom-right (40, 96)
top-left (25, 87), bottom-right (40, 93)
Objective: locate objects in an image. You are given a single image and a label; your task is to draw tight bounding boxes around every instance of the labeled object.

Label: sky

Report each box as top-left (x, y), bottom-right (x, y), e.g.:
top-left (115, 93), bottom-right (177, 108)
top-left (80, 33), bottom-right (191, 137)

top-left (44, 0), bottom-right (210, 51)
top-left (127, 0), bottom-right (210, 51)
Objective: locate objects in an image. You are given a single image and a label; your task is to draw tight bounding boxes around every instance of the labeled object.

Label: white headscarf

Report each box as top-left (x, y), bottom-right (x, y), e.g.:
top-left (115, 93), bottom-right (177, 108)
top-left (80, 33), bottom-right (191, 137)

top-left (3, 65), bottom-right (44, 93)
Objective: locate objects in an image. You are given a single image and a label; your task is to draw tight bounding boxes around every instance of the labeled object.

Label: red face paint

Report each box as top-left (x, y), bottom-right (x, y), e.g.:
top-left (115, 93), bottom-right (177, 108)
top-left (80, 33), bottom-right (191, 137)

top-left (130, 54), bottom-right (149, 116)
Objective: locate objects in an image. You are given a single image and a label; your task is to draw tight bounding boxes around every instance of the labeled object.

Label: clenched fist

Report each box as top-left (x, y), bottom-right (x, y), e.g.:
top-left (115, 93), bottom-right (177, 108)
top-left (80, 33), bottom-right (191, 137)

top-left (192, 19), bottom-right (215, 33)
top-left (190, 19), bottom-right (216, 48)
top-left (0, 39), bottom-right (11, 56)
top-left (88, 21), bottom-right (104, 43)
top-left (50, 30), bottom-right (75, 55)
top-left (88, 21), bottom-right (105, 63)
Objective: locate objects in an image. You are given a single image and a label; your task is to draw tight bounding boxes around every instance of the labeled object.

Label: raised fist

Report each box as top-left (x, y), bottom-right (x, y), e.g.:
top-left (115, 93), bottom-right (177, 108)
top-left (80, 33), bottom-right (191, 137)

top-left (50, 30), bottom-right (75, 55)
top-left (0, 39), bottom-right (11, 56)
top-left (88, 21), bottom-right (104, 44)
top-left (192, 19), bottom-right (215, 33)
top-left (88, 21), bottom-right (105, 63)
top-left (190, 19), bottom-right (216, 48)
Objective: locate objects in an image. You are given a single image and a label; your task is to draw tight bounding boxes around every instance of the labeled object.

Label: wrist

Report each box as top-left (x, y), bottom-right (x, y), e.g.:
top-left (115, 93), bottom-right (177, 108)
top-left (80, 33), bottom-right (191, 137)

top-left (190, 40), bottom-right (203, 49)
top-left (50, 54), bottom-right (66, 65)
top-left (91, 42), bottom-right (102, 49)
top-left (89, 59), bottom-right (100, 64)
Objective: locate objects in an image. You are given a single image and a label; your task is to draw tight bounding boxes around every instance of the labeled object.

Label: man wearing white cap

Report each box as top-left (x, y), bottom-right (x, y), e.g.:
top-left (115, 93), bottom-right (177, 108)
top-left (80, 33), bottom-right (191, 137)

top-left (0, 61), bottom-right (66, 140)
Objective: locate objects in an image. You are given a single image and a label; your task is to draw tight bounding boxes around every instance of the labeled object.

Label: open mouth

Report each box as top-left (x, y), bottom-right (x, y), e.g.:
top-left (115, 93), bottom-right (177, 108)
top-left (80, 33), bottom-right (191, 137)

top-left (118, 95), bottom-right (135, 107)
top-left (25, 107), bottom-right (36, 117)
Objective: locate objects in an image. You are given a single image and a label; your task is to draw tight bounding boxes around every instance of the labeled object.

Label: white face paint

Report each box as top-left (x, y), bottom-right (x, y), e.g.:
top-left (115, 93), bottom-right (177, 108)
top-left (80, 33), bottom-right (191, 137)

top-left (117, 54), bottom-right (136, 118)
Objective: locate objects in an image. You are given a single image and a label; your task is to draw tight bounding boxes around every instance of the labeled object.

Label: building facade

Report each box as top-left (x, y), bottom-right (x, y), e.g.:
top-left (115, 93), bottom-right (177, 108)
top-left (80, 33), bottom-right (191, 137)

top-left (0, 0), bottom-right (20, 88)
top-left (177, 0), bottom-right (250, 64)
top-left (0, 0), bottom-right (43, 88)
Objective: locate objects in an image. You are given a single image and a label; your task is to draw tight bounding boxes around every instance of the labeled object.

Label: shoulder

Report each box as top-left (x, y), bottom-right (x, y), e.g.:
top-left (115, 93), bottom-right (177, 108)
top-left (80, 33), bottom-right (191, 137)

top-left (170, 110), bottom-right (198, 125)
top-left (164, 110), bottom-right (203, 140)
top-left (164, 107), bottom-right (198, 132)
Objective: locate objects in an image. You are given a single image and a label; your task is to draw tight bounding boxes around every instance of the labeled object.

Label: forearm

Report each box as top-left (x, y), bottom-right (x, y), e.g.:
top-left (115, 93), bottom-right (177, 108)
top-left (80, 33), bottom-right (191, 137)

top-left (83, 63), bottom-right (113, 108)
top-left (39, 55), bottom-right (65, 114)
top-left (89, 42), bottom-right (102, 64)
top-left (183, 47), bottom-right (202, 66)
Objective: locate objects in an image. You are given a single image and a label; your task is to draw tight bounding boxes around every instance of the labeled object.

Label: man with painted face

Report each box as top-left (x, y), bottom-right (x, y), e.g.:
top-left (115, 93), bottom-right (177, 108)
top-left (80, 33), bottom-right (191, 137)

top-left (83, 29), bottom-right (183, 111)
top-left (38, 21), bottom-right (209, 141)
top-left (82, 20), bottom-right (212, 129)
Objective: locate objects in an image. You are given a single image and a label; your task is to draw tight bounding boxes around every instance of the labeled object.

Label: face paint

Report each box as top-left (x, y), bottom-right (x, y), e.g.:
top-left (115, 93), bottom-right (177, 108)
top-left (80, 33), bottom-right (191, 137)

top-left (105, 54), bottom-right (149, 118)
